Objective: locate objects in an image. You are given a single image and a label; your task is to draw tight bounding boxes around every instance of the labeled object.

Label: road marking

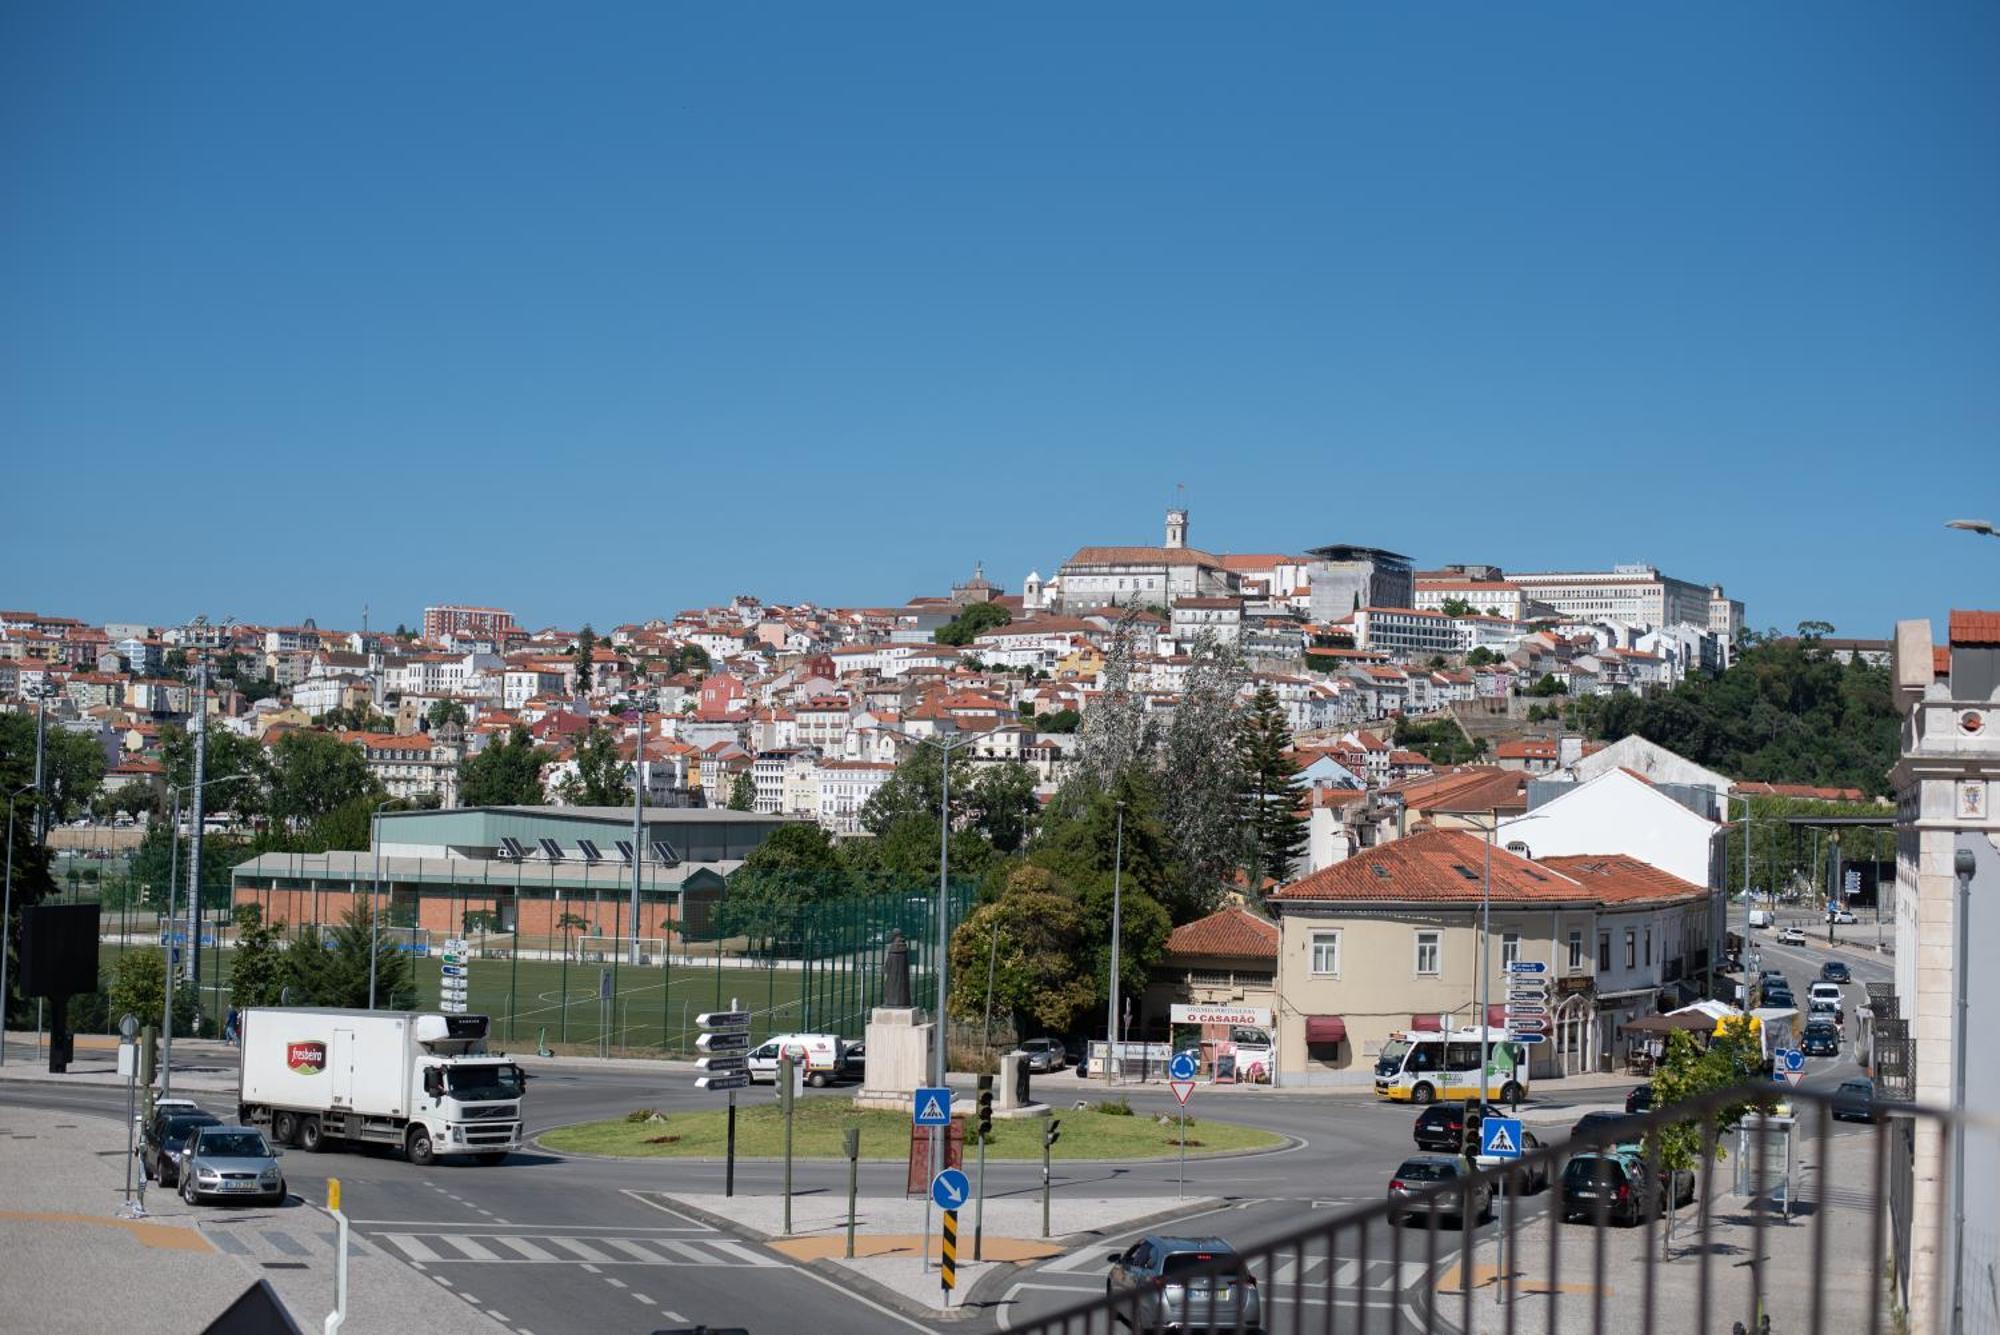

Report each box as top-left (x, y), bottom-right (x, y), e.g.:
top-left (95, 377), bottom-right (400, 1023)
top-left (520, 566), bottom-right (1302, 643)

top-left (353, 1219), bottom-right (702, 1231)
top-left (703, 1239), bottom-right (781, 1267)
top-left (383, 1235), bottom-right (443, 1262)
top-left (485, 1312), bottom-right (508, 1324)
top-left (661, 1314), bottom-right (687, 1324)
top-left (604, 1239), bottom-right (665, 1263)
top-left (631, 1293), bottom-right (655, 1305)
top-left (432, 1275), bottom-right (453, 1288)
top-left (550, 1237), bottom-right (616, 1263)
top-left (603, 1277), bottom-right (627, 1289)
top-left (435, 1235), bottom-right (499, 1261)
top-left (616, 1191), bottom-right (719, 1229)
top-left (493, 1236), bottom-right (557, 1262)
top-left (459, 1292), bottom-right (482, 1305)
top-left (579, 1264), bottom-right (599, 1274)
top-left (789, 1262), bottom-right (940, 1334)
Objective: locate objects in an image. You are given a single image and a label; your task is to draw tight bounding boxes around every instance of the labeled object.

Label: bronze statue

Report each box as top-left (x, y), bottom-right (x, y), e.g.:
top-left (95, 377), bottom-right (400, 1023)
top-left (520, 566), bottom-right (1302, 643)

top-left (883, 930), bottom-right (911, 1009)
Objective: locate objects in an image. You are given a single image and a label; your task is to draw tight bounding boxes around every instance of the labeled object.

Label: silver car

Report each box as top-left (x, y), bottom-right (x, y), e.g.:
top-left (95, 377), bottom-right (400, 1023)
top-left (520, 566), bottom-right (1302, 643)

top-left (1388, 1155), bottom-right (1493, 1227)
top-left (178, 1126), bottom-right (286, 1206)
top-left (1020, 1038), bottom-right (1068, 1073)
top-left (1105, 1234), bottom-right (1262, 1332)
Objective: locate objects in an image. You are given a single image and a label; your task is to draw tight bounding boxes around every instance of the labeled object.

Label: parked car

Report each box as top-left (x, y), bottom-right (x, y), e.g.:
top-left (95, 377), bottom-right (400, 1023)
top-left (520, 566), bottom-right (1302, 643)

top-left (1800, 1023), bottom-right (1840, 1057)
top-left (177, 1126), bottom-right (285, 1206)
top-left (840, 1041), bottom-right (866, 1081)
top-left (1832, 1078), bottom-right (1878, 1123)
top-left (1819, 960), bottom-right (1852, 984)
top-left (1624, 1084), bottom-right (1653, 1115)
top-left (1104, 1235), bottom-right (1261, 1332)
top-left (1412, 1102), bottom-right (1468, 1153)
top-left (1775, 926), bottom-right (1807, 946)
top-left (1826, 908), bottom-right (1858, 925)
top-left (1475, 1128), bottom-right (1550, 1194)
top-left (1019, 1037), bottom-right (1068, 1073)
top-left (1388, 1156), bottom-right (1492, 1226)
top-left (142, 1108), bottom-right (222, 1186)
top-left (1558, 1152), bottom-right (1694, 1226)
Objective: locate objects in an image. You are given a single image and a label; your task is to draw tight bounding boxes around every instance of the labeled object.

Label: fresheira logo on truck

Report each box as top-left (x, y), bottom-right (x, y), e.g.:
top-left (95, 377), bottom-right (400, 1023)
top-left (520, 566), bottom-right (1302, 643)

top-left (286, 1041), bottom-right (327, 1074)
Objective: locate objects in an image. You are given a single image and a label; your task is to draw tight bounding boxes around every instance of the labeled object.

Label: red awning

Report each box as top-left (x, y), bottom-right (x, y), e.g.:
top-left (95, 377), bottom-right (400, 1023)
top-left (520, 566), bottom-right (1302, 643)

top-left (1487, 1003), bottom-right (1508, 1027)
top-left (1411, 1013), bottom-right (1442, 1030)
top-left (1305, 1015), bottom-right (1347, 1045)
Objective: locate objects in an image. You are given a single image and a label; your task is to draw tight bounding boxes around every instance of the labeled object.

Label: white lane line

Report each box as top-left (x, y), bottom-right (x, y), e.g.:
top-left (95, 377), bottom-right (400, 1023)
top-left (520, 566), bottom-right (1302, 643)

top-left (433, 1275), bottom-right (454, 1289)
top-left (493, 1218), bottom-right (511, 1225)
top-left (603, 1239), bottom-right (665, 1263)
top-left (789, 1264), bottom-right (939, 1334)
top-left (661, 1314), bottom-right (687, 1324)
top-left (486, 1314), bottom-right (508, 1324)
top-left (438, 1236), bottom-right (501, 1261)
top-left (383, 1235), bottom-right (443, 1262)
top-left (703, 1238), bottom-right (781, 1267)
top-left (494, 1236), bottom-right (557, 1262)
top-left (579, 1263), bottom-right (600, 1275)
top-left (631, 1293), bottom-right (656, 1305)
top-left (657, 1240), bottom-right (720, 1263)
top-left (604, 1277), bottom-right (627, 1290)
top-left (459, 1292), bottom-right (482, 1305)
top-left (550, 1238), bottom-right (616, 1263)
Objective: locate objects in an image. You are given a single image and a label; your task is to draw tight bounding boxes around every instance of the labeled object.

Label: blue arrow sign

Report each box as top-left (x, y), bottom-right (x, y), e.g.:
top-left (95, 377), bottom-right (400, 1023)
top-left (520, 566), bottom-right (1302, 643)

top-left (1480, 1116), bottom-right (1525, 1159)
top-left (1168, 1051), bottom-right (1199, 1082)
top-left (913, 1087), bottom-right (953, 1127)
top-left (931, 1167), bottom-right (970, 1211)
top-left (1504, 960), bottom-right (1548, 975)
top-left (1510, 1033), bottom-right (1548, 1045)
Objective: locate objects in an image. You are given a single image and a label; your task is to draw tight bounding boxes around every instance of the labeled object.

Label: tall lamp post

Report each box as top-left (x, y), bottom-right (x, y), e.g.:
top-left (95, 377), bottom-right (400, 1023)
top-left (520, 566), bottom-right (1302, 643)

top-left (368, 795), bottom-right (404, 1010)
top-left (28, 683), bottom-right (58, 844)
top-left (1102, 800), bottom-right (1125, 1085)
top-left (1724, 794), bottom-right (1754, 1003)
top-left (627, 692), bottom-right (657, 969)
top-left (1474, 810), bottom-right (1546, 1114)
top-left (1, 784), bottom-right (38, 1068)
top-left (161, 772), bottom-right (248, 1095)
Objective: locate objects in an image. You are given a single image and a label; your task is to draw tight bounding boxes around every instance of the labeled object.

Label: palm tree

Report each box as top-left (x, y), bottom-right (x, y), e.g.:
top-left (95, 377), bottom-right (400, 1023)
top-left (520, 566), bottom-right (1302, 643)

top-left (556, 912), bottom-right (589, 961)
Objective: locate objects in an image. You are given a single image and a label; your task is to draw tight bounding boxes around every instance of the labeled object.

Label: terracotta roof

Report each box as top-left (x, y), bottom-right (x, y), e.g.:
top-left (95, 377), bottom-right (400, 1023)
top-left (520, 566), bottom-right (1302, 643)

top-left (1934, 645), bottom-right (1951, 678)
top-left (1731, 781), bottom-right (1871, 804)
top-left (1271, 830), bottom-right (1582, 903)
top-left (1386, 766), bottom-right (1529, 814)
top-left (1495, 739), bottom-right (1558, 760)
top-left (1537, 855), bottom-right (1709, 906)
top-left (1164, 905), bottom-right (1279, 959)
top-left (1948, 610), bottom-right (2000, 647)
top-left (1064, 545), bottom-right (1223, 568)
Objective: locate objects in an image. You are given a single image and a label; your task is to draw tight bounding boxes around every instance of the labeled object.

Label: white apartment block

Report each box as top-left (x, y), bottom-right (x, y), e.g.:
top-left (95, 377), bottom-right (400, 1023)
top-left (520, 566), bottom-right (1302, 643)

top-left (1352, 606), bottom-right (1459, 657)
top-left (1507, 565), bottom-right (1742, 641)
top-left (1169, 596), bottom-right (1243, 650)
top-left (815, 760), bottom-right (894, 833)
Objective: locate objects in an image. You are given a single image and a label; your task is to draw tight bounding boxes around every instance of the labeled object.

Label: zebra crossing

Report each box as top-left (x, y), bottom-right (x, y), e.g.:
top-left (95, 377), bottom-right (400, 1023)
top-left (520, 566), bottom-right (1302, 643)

top-left (373, 1229), bottom-right (781, 1268)
top-left (1247, 1252), bottom-right (1432, 1295)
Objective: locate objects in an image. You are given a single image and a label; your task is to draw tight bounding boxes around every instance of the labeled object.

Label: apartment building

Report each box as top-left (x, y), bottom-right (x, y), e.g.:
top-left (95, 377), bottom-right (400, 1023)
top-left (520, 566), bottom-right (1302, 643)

top-left (423, 604), bottom-right (519, 643)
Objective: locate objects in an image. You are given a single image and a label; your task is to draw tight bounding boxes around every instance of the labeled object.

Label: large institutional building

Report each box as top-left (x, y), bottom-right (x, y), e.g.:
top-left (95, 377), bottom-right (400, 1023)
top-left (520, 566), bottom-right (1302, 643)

top-left (1044, 509), bottom-right (1240, 613)
top-left (1505, 565), bottom-right (1743, 641)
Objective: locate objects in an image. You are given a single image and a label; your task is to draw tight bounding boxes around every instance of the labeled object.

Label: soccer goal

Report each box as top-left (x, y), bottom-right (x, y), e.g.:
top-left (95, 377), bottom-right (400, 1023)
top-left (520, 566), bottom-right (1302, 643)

top-left (381, 926), bottom-right (434, 958)
top-left (574, 934), bottom-right (669, 966)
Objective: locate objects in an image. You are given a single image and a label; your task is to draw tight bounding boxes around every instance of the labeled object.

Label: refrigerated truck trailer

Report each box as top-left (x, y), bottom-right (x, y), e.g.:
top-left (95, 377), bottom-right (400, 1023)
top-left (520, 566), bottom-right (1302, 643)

top-left (237, 1007), bottom-right (526, 1166)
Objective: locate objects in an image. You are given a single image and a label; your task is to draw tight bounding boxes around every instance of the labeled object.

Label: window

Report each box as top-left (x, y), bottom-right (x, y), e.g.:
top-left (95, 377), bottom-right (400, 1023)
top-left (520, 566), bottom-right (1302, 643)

top-left (1310, 931), bottom-right (1341, 976)
top-left (1644, 928), bottom-right (1652, 967)
top-left (1568, 930), bottom-right (1584, 971)
top-left (1598, 932), bottom-right (1611, 971)
top-left (1501, 933), bottom-right (1521, 969)
top-left (1415, 931), bottom-right (1441, 976)
top-left (1625, 929), bottom-right (1637, 969)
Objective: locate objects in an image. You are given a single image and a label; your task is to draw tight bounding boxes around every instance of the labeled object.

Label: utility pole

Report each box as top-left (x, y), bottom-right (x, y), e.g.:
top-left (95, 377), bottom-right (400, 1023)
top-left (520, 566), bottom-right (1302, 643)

top-left (1102, 801), bottom-right (1124, 1084)
top-left (185, 660), bottom-right (209, 990)
top-left (31, 687), bottom-right (50, 844)
top-left (630, 694), bottom-right (647, 967)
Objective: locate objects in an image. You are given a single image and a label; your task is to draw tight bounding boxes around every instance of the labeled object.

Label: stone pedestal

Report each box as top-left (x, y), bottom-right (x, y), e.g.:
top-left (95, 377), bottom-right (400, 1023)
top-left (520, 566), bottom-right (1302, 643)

top-left (853, 1006), bottom-right (933, 1113)
top-left (994, 1050), bottom-right (1051, 1120)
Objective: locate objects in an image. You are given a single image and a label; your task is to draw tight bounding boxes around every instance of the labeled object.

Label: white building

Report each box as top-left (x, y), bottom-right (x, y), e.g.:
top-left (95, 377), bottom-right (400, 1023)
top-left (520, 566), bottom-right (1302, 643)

top-left (1507, 564), bottom-right (1743, 645)
top-left (815, 759), bottom-right (895, 834)
top-left (1046, 509), bottom-right (1239, 613)
top-left (1498, 767), bottom-right (1724, 894)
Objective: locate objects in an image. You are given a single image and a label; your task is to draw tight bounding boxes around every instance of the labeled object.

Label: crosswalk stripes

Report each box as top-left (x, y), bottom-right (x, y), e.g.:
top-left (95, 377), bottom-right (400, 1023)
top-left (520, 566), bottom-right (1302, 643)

top-left (372, 1232), bottom-right (779, 1268)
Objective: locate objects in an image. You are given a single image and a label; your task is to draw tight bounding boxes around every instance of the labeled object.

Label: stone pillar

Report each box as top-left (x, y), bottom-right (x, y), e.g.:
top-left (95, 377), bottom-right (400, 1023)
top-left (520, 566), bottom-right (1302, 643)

top-left (853, 1007), bottom-right (932, 1114)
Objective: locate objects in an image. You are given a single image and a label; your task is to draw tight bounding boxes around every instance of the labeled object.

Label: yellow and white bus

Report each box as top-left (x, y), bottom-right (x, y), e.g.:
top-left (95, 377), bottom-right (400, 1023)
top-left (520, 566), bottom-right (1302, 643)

top-left (1372, 1027), bottom-right (1529, 1104)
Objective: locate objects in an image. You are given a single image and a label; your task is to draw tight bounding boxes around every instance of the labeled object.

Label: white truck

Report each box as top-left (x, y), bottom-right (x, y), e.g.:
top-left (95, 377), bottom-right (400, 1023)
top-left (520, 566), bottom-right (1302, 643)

top-left (237, 1007), bottom-right (526, 1167)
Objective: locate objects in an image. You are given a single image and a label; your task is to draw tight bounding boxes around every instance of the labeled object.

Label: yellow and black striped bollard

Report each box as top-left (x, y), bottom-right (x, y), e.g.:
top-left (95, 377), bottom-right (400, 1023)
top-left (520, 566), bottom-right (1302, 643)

top-left (940, 1208), bottom-right (958, 1302)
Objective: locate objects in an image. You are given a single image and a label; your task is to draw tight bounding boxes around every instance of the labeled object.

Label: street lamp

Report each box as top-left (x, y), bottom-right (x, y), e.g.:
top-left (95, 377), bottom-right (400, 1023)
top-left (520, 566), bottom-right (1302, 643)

top-left (160, 772), bottom-right (249, 1095)
top-left (27, 682), bottom-right (58, 845)
top-left (1103, 799), bottom-right (1125, 1086)
top-left (626, 692), bottom-right (658, 969)
top-left (1951, 847), bottom-right (1974, 1335)
top-left (1474, 810), bottom-right (1547, 1114)
top-left (1, 783), bottom-right (38, 1068)
top-left (1944, 519), bottom-right (1997, 537)
top-left (369, 795), bottom-right (404, 1010)
top-left (1725, 794), bottom-right (1754, 1003)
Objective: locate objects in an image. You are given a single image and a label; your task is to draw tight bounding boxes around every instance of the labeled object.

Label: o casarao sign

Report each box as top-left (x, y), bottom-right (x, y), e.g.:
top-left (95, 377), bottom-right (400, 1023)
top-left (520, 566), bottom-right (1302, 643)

top-left (1169, 1005), bottom-right (1273, 1027)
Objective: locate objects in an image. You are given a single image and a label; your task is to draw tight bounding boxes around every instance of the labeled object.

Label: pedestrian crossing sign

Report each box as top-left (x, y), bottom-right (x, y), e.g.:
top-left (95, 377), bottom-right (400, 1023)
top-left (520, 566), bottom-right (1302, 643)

top-left (913, 1086), bottom-right (952, 1126)
top-left (1479, 1116), bottom-right (1524, 1159)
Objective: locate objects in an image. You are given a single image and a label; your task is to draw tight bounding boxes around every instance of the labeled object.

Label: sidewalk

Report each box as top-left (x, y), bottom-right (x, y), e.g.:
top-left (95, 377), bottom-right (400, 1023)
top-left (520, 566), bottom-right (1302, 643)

top-left (658, 1189), bottom-right (1220, 1318)
top-left (0, 1105), bottom-right (511, 1335)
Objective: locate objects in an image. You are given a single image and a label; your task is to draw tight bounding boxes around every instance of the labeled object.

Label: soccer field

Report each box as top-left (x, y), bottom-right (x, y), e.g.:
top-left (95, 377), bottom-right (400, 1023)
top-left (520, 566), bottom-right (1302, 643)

top-left (94, 942), bottom-right (859, 1053)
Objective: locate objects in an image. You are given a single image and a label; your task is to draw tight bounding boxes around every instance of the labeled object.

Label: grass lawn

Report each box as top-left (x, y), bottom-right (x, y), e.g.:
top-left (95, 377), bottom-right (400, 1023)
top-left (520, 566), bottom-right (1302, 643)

top-left (539, 1095), bottom-right (1285, 1161)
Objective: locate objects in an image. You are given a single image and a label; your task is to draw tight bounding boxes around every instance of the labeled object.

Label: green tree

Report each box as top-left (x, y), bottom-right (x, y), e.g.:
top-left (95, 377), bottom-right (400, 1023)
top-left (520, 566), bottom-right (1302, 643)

top-left (314, 704), bottom-right (396, 732)
top-left (426, 699), bottom-right (469, 730)
top-left (1440, 597), bottom-right (1474, 618)
top-left (0, 713), bottom-right (106, 827)
top-left (228, 903), bottom-right (289, 1008)
top-left (279, 905), bottom-right (413, 1008)
top-left (670, 643), bottom-right (712, 675)
top-left (934, 602), bottom-right (1012, 647)
top-left (1037, 708), bottom-right (1082, 734)
top-left (1646, 1024), bottom-right (1768, 1249)
top-left (947, 865), bottom-right (1097, 1036)
top-left (1029, 775), bottom-right (1174, 1001)
top-left (727, 771), bottom-right (756, 811)
top-left (1237, 686), bottom-right (1307, 897)
top-left (966, 763), bottom-right (1039, 854)
top-left (266, 730), bottom-right (383, 831)
top-left (459, 725), bottom-right (550, 806)
top-left (1392, 716), bottom-right (1483, 766)
top-left (1153, 631), bottom-right (1245, 917)
top-left (1466, 646), bottom-right (1498, 667)
top-left (573, 625), bottom-right (597, 692)
top-left (107, 949), bottom-right (196, 1034)
top-left (555, 912), bottom-right (589, 960)
top-left (161, 724), bottom-right (271, 813)
top-left (556, 723), bottom-right (630, 807)
top-left (1527, 673), bottom-right (1568, 697)
top-left (716, 822), bottom-right (853, 946)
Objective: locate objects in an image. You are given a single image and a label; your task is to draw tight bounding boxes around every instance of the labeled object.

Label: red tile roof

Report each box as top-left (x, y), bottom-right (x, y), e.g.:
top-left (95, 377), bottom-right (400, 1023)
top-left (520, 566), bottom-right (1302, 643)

top-left (1270, 830), bottom-right (1582, 903)
top-left (1495, 739), bottom-right (1559, 760)
top-left (1949, 610), bottom-right (2000, 647)
top-left (1536, 855), bottom-right (1709, 906)
top-left (1164, 906), bottom-right (1279, 959)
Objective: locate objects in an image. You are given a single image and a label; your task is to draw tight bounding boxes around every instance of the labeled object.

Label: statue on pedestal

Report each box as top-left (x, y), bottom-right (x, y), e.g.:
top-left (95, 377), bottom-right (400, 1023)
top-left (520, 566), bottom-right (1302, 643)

top-left (883, 930), bottom-right (911, 1010)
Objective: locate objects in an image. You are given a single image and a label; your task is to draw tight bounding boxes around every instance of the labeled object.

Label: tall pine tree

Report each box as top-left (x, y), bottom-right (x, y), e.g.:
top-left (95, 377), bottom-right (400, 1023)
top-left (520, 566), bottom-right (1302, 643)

top-left (1237, 685), bottom-right (1307, 899)
top-left (573, 624), bottom-right (596, 693)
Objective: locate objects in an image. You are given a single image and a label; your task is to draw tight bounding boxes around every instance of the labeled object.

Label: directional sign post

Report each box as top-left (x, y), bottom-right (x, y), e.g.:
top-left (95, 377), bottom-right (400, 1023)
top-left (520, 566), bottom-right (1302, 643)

top-left (439, 938), bottom-right (469, 1014)
top-left (1504, 960), bottom-right (1548, 975)
top-left (696, 999), bottom-right (751, 1197)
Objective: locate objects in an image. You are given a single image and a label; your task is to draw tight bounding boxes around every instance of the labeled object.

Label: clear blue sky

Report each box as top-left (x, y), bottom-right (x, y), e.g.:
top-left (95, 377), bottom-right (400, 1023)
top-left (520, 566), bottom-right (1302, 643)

top-left (5, 4), bottom-right (1996, 637)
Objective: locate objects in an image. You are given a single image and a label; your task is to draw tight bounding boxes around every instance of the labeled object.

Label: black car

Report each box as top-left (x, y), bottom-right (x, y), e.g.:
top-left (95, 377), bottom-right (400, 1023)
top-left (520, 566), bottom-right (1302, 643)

top-left (1800, 1024), bottom-right (1840, 1057)
top-left (1412, 1102), bottom-right (1469, 1153)
top-left (1569, 1111), bottom-right (1643, 1148)
top-left (141, 1108), bottom-right (222, 1186)
top-left (1819, 960), bottom-right (1852, 984)
top-left (1559, 1153), bottom-right (1694, 1226)
top-left (1624, 1084), bottom-right (1653, 1115)
top-left (1832, 1078), bottom-right (1877, 1123)
top-left (1762, 986), bottom-right (1795, 1009)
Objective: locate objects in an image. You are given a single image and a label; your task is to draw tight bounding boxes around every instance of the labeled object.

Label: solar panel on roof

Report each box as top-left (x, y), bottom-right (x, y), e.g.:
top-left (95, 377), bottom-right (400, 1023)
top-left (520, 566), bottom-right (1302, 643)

top-left (537, 837), bottom-right (565, 861)
top-left (498, 838), bottom-right (526, 860)
top-left (576, 839), bottom-right (603, 863)
top-left (615, 840), bottom-right (635, 864)
top-left (651, 840), bottom-right (681, 867)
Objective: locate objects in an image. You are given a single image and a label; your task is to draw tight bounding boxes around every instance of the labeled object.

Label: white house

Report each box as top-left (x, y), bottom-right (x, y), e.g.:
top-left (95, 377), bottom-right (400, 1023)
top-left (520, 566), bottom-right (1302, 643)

top-left (1497, 767), bottom-right (1724, 892)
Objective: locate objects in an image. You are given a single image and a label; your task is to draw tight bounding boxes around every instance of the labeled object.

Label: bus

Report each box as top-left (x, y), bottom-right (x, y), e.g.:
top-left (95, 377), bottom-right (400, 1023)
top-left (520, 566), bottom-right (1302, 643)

top-left (1373, 1027), bottom-right (1528, 1104)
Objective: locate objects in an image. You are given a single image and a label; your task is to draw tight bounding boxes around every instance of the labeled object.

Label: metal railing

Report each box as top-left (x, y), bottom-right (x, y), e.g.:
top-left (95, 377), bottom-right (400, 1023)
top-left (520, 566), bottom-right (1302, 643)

top-left (1010, 1082), bottom-right (1994, 1335)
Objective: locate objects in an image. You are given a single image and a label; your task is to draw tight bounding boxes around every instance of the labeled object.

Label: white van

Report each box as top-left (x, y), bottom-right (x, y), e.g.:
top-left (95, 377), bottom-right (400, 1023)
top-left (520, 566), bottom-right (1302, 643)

top-left (1748, 909), bottom-right (1775, 930)
top-left (746, 1033), bottom-right (847, 1087)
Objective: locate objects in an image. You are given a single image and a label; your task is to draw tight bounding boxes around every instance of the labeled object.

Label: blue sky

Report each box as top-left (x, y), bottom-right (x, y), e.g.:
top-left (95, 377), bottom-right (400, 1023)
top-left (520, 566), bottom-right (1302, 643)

top-left (4, 4), bottom-right (1996, 637)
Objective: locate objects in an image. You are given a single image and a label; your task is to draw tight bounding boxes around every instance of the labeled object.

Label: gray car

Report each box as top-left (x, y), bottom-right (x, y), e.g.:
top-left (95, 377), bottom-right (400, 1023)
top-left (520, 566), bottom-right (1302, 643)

top-left (1020, 1038), bottom-right (1067, 1073)
top-left (178, 1126), bottom-right (286, 1206)
top-left (1388, 1155), bottom-right (1493, 1226)
top-left (1105, 1234), bottom-right (1262, 1332)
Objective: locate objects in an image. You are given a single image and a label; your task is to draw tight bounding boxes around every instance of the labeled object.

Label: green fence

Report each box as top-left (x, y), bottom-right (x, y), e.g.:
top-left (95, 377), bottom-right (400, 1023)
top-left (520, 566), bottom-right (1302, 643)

top-left (59, 864), bottom-right (975, 1056)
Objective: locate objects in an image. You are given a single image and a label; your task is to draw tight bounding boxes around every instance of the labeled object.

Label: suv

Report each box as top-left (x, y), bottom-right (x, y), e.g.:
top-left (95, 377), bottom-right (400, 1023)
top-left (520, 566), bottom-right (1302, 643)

top-left (1388, 1156), bottom-right (1492, 1226)
top-left (1818, 960), bottom-right (1852, 984)
top-left (1019, 1038), bottom-right (1068, 1073)
top-left (1826, 907), bottom-right (1858, 925)
top-left (1624, 1084), bottom-right (1653, 1115)
top-left (1105, 1235), bottom-right (1260, 1332)
top-left (1412, 1102), bottom-right (1468, 1153)
top-left (1559, 1152), bottom-right (1693, 1226)
top-left (1775, 926), bottom-right (1807, 945)
top-left (141, 1107), bottom-right (221, 1186)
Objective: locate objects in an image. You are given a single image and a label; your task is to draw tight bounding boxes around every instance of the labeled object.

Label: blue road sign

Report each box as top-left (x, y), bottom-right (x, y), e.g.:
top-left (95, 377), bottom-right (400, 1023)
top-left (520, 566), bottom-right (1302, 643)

top-left (930, 1167), bottom-right (971, 1211)
top-left (914, 1087), bottom-right (953, 1126)
top-left (1784, 1048), bottom-right (1805, 1073)
top-left (1504, 960), bottom-right (1548, 975)
top-left (1510, 1033), bottom-right (1548, 1046)
top-left (1480, 1117), bottom-right (1525, 1159)
top-left (1168, 1051), bottom-right (1199, 1082)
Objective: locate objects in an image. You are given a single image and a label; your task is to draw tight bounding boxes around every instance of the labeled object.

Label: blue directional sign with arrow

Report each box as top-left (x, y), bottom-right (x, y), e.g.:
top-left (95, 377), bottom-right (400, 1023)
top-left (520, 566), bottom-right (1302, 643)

top-left (930, 1167), bottom-right (971, 1211)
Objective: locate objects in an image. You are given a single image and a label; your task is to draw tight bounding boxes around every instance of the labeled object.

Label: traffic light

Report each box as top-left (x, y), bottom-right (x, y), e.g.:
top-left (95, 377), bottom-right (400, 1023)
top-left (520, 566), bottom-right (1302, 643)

top-left (1045, 1118), bottom-right (1062, 1149)
top-left (976, 1074), bottom-right (994, 1140)
top-left (1462, 1110), bottom-right (1484, 1160)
